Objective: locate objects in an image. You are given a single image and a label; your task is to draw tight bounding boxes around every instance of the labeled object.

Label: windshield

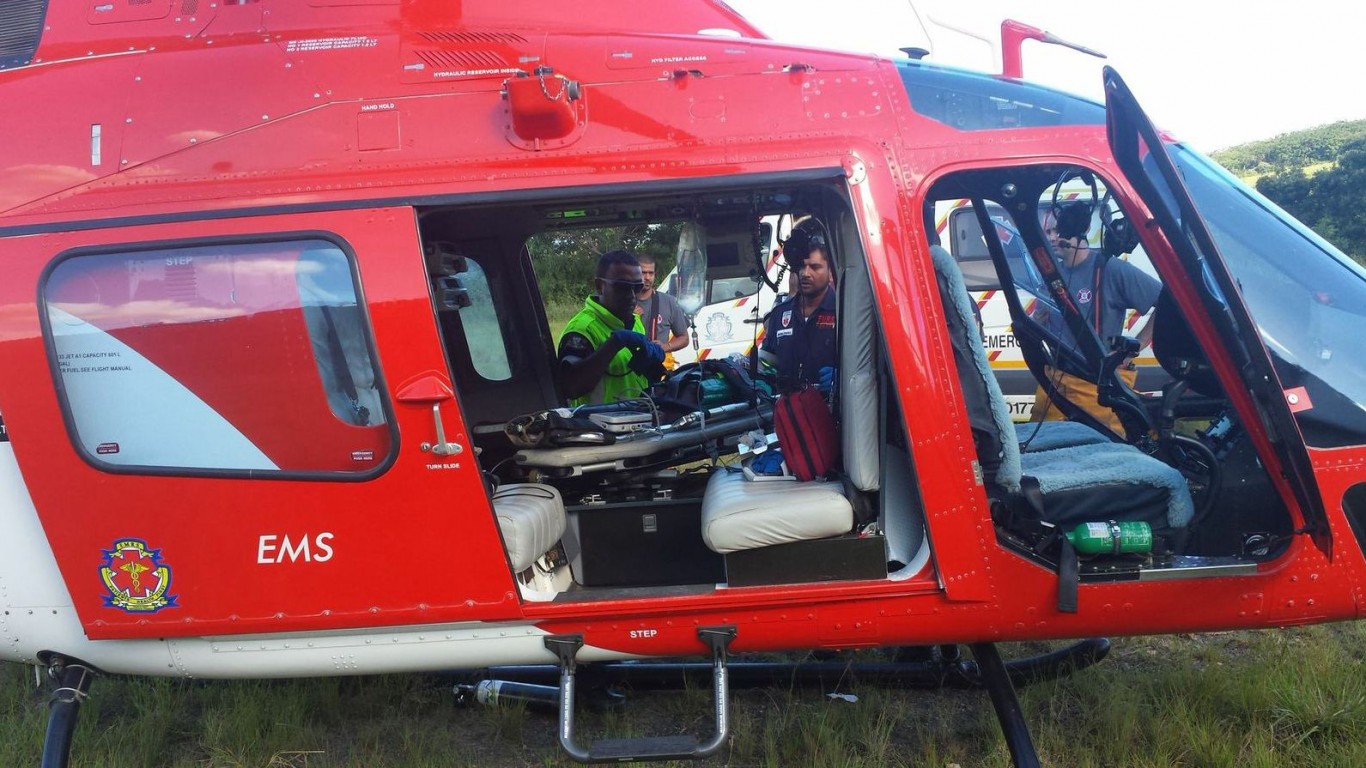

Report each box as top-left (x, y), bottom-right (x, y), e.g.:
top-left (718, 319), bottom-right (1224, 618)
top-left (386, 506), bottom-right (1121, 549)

top-left (1169, 145), bottom-right (1366, 447)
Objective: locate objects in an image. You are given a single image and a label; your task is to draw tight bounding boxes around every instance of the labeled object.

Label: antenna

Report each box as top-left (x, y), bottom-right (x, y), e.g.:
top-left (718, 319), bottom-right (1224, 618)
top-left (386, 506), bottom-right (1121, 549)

top-left (1000, 19), bottom-right (1106, 79)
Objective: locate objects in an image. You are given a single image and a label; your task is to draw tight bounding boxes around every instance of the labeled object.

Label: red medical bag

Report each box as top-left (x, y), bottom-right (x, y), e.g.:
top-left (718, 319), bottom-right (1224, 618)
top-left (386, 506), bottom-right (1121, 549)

top-left (773, 387), bottom-right (839, 482)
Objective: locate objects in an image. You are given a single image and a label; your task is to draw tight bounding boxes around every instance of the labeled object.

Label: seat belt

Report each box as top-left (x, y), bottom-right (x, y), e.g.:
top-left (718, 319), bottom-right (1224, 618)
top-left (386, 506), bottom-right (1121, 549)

top-left (321, 305), bottom-right (371, 426)
top-left (1018, 476), bottom-right (1079, 614)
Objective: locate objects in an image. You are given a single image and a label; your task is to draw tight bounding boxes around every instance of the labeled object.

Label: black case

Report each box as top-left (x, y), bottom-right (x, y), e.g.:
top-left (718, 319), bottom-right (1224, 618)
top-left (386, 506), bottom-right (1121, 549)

top-left (568, 499), bottom-right (726, 587)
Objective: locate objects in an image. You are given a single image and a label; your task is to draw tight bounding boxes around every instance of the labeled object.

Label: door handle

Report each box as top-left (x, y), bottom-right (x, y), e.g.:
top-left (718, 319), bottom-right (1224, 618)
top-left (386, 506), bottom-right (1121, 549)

top-left (396, 372), bottom-right (464, 456)
top-left (424, 402), bottom-right (463, 456)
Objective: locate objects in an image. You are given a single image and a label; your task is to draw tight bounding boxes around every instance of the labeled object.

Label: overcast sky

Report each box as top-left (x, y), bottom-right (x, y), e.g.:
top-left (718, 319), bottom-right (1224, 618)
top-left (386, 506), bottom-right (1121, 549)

top-left (726, 0), bottom-right (1366, 153)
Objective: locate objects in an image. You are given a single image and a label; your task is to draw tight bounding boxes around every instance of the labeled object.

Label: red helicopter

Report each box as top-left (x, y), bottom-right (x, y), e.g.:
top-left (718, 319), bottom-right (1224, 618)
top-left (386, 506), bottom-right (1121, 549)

top-left (2, 2), bottom-right (1364, 765)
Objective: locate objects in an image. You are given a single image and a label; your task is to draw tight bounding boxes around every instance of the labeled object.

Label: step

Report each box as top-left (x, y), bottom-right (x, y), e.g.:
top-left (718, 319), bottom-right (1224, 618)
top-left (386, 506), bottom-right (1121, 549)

top-left (546, 626), bottom-right (735, 763)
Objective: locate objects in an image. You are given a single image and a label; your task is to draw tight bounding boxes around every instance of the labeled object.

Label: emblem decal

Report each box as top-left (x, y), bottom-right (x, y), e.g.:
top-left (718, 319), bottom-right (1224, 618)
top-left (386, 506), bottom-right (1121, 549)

top-left (781, 310), bottom-right (792, 328)
top-left (99, 538), bottom-right (177, 613)
top-left (704, 312), bottom-right (734, 342)
top-left (1076, 288), bottom-right (1093, 304)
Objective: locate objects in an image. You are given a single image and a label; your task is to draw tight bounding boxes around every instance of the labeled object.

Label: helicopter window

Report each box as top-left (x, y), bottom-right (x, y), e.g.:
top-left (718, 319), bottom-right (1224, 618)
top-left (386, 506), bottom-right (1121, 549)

top-left (454, 258), bottom-right (512, 381)
top-left (1168, 146), bottom-right (1366, 446)
top-left (944, 203), bottom-right (1039, 292)
top-left (42, 238), bottom-right (394, 476)
top-left (896, 62), bottom-right (1105, 133)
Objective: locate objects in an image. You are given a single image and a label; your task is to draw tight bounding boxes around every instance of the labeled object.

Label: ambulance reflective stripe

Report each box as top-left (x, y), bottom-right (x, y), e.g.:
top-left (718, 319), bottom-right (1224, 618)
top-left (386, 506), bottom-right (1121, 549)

top-left (47, 307), bottom-right (277, 470)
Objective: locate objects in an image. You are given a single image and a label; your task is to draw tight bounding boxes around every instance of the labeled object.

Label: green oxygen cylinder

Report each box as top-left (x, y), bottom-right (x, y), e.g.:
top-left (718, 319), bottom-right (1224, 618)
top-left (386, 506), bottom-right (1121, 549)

top-left (1066, 520), bottom-right (1153, 555)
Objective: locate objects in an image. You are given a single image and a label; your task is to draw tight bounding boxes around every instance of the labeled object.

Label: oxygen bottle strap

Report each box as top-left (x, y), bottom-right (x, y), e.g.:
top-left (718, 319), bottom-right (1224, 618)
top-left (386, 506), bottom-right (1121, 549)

top-left (1057, 536), bottom-right (1079, 614)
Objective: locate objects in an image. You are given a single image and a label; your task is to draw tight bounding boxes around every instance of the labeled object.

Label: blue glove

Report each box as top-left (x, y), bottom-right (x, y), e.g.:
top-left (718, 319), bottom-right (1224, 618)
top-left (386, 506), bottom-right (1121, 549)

top-left (610, 329), bottom-right (650, 352)
top-left (639, 341), bottom-right (665, 365)
top-left (627, 341), bottom-right (667, 378)
top-left (750, 448), bottom-right (785, 476)
top-left (817, 366), bottom-right (837, 394)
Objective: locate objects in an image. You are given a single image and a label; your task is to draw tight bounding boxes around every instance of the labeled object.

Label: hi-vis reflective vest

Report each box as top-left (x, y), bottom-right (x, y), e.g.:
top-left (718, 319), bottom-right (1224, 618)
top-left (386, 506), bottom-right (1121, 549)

top-left (560, 297), bottom-right (650, 407)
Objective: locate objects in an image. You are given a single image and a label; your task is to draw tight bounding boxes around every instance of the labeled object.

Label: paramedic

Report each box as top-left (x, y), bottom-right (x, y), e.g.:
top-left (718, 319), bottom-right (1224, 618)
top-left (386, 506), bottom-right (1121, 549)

top-left (634, 252), bottom-right (690, 369)
top-left (558, 250), bottom-right (667, 406)
top-left (760, 230), bottom-right (837, 394)
top-left (1031, 201), bottom-right (1161, 432)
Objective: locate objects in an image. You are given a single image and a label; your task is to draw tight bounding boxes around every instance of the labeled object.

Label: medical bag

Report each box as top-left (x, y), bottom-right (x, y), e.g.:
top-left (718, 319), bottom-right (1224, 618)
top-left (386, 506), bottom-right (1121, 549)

top-left (772, 387), bottom-right (839, 482)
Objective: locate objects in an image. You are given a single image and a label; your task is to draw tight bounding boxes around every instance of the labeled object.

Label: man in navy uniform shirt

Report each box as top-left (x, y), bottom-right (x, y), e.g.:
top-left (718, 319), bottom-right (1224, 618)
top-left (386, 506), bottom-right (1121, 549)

top-left (760, 229), bottom-right (837, 394)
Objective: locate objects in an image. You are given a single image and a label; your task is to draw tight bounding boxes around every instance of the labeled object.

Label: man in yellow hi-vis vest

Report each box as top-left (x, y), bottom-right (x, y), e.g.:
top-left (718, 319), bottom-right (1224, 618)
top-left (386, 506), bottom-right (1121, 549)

top-left (557, 250), bottom-right (667, 406)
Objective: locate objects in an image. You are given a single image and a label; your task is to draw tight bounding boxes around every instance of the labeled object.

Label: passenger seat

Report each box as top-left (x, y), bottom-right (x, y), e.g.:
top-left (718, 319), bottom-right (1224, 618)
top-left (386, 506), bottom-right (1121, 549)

top-left (492, 483), bottom-right (567, 573)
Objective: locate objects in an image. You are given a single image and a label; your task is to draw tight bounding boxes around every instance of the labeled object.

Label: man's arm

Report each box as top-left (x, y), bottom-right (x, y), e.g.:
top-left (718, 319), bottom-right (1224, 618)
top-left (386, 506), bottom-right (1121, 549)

top-left (757, 307), bottom-right (780, 367)
top-left (1135, 313), bottom-right (1156, 351)
top-left (661, 298), bottom-right (690, 353)
top-left (558, 332), bottom-right (626, 400)
top-left (1107, 260), bottom-right (1162, 360)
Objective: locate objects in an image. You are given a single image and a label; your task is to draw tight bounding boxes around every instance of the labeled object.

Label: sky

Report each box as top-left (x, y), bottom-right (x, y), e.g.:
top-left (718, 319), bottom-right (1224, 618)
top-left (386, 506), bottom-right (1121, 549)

top-left (725, 0), bottom-right (1366, 153)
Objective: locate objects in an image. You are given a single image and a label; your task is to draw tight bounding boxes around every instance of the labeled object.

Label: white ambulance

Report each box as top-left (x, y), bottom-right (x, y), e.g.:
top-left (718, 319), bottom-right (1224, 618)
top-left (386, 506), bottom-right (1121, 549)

top-left (936, 194), bottom-right (1162, 420)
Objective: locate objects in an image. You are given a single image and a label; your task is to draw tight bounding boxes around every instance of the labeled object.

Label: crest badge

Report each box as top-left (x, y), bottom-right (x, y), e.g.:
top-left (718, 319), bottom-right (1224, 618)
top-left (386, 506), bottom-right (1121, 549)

top-left (1076, 288), bottom-right (1094, 304)
top-left (781, 310), bottom-right (792, 328)
top-left (704, 312), bottom-right (734, 342)
top-left (100, 539), bottom-right (177, 613)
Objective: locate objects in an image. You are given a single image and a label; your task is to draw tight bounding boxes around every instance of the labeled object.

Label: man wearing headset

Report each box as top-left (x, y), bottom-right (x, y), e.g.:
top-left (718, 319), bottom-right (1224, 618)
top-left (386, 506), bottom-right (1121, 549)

top-left (1030, 201), bottom-right (1162, 432)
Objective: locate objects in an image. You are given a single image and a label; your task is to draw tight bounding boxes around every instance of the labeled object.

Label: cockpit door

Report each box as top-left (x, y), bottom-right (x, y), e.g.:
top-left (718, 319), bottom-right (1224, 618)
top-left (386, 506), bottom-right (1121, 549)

top-left (1103, 67), bottom-right (1331, 558)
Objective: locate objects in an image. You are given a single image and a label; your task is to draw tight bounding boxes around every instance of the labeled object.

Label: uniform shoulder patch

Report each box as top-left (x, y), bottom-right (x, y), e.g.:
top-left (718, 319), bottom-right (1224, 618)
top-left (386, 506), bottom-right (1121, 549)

top-left (558, 332), bottom-right (594, 360)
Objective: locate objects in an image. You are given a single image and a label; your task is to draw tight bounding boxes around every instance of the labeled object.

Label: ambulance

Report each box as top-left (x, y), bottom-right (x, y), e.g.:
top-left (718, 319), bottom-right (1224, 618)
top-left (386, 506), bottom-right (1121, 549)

top-left (935, 187), bottom-right (1164, 420)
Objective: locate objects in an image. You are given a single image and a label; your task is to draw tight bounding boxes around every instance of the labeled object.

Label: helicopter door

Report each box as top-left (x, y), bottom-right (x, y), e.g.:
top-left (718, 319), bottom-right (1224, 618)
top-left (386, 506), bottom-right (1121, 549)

top-left (1103, 67), bottom-right (1331, 558)
top-left (13, 208), bottom-right (521, 640)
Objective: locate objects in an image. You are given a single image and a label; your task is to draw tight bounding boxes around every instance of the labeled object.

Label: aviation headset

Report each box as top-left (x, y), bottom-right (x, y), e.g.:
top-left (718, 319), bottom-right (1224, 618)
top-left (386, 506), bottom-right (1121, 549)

top-left (1051, 201), bottom-right (1092, 242)
top-left (782, 221), bottom-right (834, 269)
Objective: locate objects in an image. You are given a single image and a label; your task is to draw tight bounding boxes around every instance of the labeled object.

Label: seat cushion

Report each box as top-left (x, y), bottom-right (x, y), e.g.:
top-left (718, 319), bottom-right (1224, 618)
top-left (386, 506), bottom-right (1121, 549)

top-left (1015, 420), bottom-right (1113, 453)
top-left (701, 470), bottom-right (853, 554)
top-left (1020, 443), bottom-right (1194, 532)
top-left (492, 483), bottom-right (566, 572)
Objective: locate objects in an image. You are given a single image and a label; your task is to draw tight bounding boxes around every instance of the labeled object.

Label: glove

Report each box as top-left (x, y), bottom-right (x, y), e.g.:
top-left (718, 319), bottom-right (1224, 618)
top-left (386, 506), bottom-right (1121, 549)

top-left (610, 329), bottom-right (650, 352)
top-left (627, 341), bottom-right (667, 379)
top-left (750, 448), bottom-right (785, 476)
top-left (817, 366), bottom-right (837, 395)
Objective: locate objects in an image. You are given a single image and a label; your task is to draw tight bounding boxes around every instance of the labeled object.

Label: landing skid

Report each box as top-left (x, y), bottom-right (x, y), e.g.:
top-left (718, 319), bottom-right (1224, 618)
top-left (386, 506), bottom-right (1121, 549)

top-left (460, 637), bottom-right (1109, 691)
top-left (457, 638), bottom-right (1108, 766)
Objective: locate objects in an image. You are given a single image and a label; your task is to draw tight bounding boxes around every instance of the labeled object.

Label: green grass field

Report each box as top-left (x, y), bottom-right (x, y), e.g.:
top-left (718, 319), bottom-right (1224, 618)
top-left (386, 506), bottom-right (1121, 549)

top-left (6, 623), bottom-right (1366, 766)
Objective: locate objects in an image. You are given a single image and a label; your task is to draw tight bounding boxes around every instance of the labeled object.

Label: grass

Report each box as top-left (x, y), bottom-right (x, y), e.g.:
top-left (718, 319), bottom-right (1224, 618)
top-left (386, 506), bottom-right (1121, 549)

top-left (1234, 159), bottom-right (1335, 187)
top-left (6, 624), bottom-right (1366, 766)
top-left (544, 298), bottom-right (581, 336)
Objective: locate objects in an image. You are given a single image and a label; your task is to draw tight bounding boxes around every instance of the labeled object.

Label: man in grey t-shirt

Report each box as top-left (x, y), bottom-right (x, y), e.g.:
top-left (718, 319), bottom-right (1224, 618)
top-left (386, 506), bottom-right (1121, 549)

top-left (634, 252), bottom-right (690, 369)
top-left (1031, 201), bottom-right (1161, 431)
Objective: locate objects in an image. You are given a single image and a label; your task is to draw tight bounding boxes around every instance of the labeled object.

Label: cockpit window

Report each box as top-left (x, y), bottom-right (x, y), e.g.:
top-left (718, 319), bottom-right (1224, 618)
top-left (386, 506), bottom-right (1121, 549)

top-left (1170, 145), bottom-right (1366, 447)
top-left (897, 61), bottom-right (1105, 133)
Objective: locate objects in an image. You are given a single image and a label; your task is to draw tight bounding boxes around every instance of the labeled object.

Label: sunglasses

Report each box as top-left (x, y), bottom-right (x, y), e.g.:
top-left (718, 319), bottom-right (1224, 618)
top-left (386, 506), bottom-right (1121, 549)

top-left (600, 278), bottom-right (648, 295)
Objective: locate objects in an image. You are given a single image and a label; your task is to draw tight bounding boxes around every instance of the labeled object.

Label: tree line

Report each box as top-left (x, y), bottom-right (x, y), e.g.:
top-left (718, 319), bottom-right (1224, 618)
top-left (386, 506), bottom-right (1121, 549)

top-left (1213, 124), bottom-right (1366, 265)
top-left (1210, 120), bottom-right (1366, 177)
top-left (527, 224), bottom-right (684, 309)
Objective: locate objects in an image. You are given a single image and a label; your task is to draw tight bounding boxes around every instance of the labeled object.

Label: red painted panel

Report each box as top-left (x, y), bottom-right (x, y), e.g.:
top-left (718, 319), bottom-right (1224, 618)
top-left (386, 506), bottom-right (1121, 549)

top-left (109, 311), bottom-right (389, 470)
top-left (0, 209), bottom-right (521, 639)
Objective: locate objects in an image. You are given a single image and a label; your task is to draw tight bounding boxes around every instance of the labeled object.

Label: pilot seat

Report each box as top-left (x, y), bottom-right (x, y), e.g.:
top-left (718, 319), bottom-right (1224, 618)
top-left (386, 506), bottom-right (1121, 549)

top-left (929, 244), bottom-right (1192, 580)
